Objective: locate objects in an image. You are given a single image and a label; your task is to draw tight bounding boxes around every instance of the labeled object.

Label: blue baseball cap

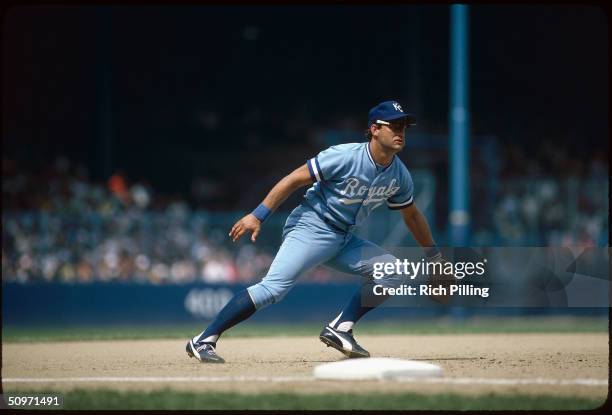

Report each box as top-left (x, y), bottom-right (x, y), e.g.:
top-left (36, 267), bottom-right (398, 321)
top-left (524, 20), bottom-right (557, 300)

top-left (367, 100), bottom-right (417, 128)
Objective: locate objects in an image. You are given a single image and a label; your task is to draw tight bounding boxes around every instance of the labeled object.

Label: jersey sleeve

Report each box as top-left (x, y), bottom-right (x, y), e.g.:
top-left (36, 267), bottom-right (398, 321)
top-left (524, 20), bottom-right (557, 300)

top-left (386, 163), bottom-right (414, 210)
top-left (306, 145), bottom-right (347, 183)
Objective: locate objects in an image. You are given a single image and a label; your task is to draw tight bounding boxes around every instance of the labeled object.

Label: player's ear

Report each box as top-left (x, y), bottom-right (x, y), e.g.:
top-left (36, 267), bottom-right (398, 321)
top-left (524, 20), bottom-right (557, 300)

top-left (370, 124), bottom-right (379, 138)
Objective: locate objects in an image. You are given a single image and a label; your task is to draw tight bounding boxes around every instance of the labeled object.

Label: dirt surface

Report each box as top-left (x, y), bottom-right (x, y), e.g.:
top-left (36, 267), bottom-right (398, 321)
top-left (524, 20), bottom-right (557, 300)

top-left (2, 334), bottom-right (608, 399)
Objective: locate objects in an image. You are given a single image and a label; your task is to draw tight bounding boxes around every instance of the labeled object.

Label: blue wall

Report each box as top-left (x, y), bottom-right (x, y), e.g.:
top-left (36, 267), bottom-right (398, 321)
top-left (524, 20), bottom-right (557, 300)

top-left (2, 282), bottom-right (605, 327)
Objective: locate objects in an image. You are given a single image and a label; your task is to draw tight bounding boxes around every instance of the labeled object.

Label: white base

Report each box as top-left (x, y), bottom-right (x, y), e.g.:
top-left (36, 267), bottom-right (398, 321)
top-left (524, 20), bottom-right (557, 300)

top-left (313, 357), bottom-right (443, 380)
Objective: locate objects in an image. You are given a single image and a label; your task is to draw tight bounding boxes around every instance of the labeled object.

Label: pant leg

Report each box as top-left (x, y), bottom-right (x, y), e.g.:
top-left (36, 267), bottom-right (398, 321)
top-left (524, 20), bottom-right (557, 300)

top-left (323, 234), bottom-right (405, 331)
top-left (325, 234), bottom-right (403, 288)
top-left (247, 216), bottom-right (345, 309)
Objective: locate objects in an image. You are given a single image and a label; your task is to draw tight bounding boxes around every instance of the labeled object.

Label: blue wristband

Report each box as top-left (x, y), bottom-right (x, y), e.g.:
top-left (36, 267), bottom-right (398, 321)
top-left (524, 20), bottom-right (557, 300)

top-left (252, 203), bottom-right (271, 223)
top-left (424, 245), bottom-right (441, 259)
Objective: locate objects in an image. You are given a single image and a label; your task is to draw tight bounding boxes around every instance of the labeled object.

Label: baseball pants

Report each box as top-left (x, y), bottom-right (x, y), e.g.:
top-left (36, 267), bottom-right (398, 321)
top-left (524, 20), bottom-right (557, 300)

top-left (247, 204), bottom-right (403, 309)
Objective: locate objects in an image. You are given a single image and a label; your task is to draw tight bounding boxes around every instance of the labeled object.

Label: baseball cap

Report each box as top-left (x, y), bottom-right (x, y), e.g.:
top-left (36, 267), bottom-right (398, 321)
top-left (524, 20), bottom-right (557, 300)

top-left (367, 100), bottom-right (417, 128)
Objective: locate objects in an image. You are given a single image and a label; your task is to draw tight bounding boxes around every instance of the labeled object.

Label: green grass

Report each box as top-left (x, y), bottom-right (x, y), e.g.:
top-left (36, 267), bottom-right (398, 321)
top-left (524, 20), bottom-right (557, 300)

top-left (2, 316), bottom-right (607, 343)
top-left (10, 389), bottom-right (605, 410)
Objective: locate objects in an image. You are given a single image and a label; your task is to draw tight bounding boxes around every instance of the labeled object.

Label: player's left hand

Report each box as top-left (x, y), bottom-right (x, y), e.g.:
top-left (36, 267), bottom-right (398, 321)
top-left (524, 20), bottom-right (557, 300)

top-left (229, 214), bottom-right (261, 243)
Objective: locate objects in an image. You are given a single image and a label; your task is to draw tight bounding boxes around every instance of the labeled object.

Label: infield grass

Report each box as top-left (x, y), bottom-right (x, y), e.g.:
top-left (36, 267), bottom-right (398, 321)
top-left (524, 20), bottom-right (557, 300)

top-left (2, 316), bottom-right (607, 343)
top-left (2, 317), bottom-right (608, 343)
top-left (10, 389), bottom-right (605, 410)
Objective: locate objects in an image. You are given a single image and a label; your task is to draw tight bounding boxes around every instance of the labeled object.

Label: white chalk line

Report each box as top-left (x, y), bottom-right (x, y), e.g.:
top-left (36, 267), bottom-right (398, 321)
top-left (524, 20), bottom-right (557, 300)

top-left (2, 376), bottom-right (608, 386)
top-left (394, 377), bottom-right (608, 386)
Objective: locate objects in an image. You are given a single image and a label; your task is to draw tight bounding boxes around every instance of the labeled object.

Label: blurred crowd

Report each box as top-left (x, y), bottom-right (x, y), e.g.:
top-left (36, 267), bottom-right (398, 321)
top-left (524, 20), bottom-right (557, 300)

top-left (478, 138), bottom-right (608, 246)
top-left (2, 209), bottom-right (276, 285)
top-left (2, 138), bottom-right (608, 284)
top-left (2, 156), bottom-right (272, 284)
top-left (475, 178), bottom-right (608, 246)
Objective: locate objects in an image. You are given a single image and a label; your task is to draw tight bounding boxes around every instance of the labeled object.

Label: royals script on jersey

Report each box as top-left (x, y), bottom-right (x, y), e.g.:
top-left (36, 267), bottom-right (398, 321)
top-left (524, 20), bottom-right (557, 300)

top-left (303, 142), bottom-right (414, 232)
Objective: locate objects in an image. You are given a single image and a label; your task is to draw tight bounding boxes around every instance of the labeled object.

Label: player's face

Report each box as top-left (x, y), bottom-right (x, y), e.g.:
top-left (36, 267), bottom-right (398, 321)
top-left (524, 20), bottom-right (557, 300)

top-left (374, 119), bottom-right (407, 151)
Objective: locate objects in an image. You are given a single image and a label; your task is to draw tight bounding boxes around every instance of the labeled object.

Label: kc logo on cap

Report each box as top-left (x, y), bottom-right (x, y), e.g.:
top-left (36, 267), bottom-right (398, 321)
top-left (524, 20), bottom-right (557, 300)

top-left (368, 100), bottom-right (417, 128)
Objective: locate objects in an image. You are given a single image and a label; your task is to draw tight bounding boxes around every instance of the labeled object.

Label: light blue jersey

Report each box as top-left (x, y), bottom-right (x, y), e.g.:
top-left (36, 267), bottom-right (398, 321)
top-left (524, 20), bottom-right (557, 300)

top-left (246, 142), bottom-right (414, 309)
top-left (304, 142), bottom-right (414, 232)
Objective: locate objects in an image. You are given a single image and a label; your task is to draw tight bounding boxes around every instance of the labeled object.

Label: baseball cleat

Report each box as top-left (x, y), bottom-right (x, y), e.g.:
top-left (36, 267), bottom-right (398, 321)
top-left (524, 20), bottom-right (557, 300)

top-left (319, 326), bottom-right (370, 358)
top-left (186, 340), bottom-right (225, 363)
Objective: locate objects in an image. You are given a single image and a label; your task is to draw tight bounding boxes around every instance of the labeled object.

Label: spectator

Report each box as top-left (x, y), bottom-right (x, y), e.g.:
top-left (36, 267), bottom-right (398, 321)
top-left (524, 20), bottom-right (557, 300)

top-left (108, 170), bottom-right (130, 206)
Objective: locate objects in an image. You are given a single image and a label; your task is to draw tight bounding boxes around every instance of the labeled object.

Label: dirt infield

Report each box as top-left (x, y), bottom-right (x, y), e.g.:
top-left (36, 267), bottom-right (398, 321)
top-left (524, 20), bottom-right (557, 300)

top-left (2, 333), bottom-right (608, 399)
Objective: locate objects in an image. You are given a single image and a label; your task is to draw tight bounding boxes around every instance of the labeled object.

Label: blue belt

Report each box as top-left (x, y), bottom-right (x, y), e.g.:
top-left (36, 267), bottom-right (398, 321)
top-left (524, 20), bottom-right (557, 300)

top-left (323, 216), bottom-right (349, 233)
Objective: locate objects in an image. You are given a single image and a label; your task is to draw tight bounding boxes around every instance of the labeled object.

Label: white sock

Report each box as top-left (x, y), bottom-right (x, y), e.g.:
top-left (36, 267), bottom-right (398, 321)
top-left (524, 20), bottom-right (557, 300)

top-left (202, 335), bottom-right (219, 344)
top-left (329, 312), bottom-right (343, 328)
top-left (336, 321), bottom-right (354, 332)
top-left (193, 333), bottom-right (219, 344)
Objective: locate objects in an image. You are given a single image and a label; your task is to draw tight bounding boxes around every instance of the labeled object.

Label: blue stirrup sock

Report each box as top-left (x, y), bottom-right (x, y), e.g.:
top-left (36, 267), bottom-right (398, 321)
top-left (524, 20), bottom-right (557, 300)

top-left (194, 289), bottom-right (256, 346)
top-left (329, 281), bottom-right (390, 332)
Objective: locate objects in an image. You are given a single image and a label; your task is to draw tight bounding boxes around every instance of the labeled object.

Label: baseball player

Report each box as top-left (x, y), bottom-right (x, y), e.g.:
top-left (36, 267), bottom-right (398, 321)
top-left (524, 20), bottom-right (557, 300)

top-left (186, 100), bottom-right (443, 363)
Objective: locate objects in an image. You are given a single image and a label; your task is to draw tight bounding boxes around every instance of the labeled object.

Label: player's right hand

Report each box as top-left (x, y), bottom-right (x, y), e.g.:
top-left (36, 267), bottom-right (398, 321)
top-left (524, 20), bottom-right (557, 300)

top-left (229, 214), bottom-right (261, 243)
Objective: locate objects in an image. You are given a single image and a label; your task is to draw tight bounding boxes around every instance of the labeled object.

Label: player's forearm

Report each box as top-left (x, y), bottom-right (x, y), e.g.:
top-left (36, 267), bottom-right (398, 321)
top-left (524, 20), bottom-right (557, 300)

top-left (261, 176), bottom-right (305, 211)
top-left (260, 164), bottom-right (313, 212)
top-left (403, 207), bottom-right (436, 248)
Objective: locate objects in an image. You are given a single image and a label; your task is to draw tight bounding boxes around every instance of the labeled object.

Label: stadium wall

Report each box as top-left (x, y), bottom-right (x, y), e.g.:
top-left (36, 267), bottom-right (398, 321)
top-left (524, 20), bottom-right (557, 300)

top-left (2, 282), bottom-right (605, 326)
